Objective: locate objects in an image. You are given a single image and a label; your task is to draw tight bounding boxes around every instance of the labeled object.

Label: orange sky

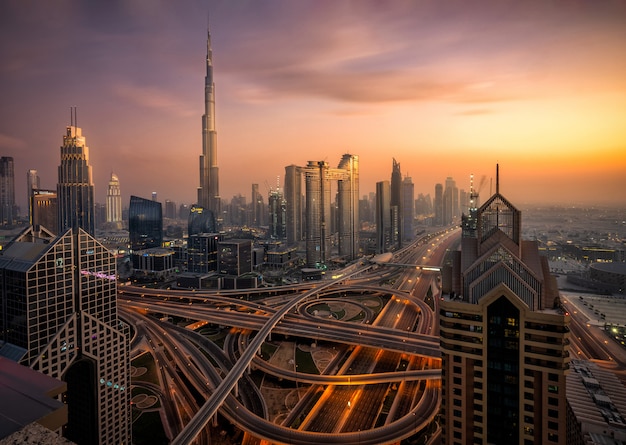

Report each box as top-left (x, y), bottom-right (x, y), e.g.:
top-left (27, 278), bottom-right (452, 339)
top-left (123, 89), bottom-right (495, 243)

top-left (1, 1), bottom-right (625, 210)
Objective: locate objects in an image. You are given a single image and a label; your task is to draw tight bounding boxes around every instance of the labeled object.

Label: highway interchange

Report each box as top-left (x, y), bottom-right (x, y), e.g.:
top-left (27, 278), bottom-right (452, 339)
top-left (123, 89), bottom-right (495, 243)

top-left (120, 227), bottom-right (626, 444)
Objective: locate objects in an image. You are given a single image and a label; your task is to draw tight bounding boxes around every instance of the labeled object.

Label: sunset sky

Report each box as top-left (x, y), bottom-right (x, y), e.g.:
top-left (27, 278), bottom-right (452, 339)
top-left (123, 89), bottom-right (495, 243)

top-left (1, 0), bottom-right (625, 213)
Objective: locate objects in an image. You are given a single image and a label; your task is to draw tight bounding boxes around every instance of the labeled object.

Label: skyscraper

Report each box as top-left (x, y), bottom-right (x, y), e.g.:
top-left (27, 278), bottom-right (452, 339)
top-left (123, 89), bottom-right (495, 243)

top-left (0, 226), bottom-right (131, 444)
top-left (375, 180), bottom-right (391, 253)
top-left (105, 172), bottom-right (122, 228)
top-left (434, 183), bottom-right (443, 226)
top-left (0, 156), bottom-right (16, 227)
top-left (284, 164), bottom-right (303, 246)
top-left (197, 26), bottom-right (220, 219)
top-left (439, 166), bottom-right (569, 444)
top-left (390, 158), bottom-right (402, 248)
top-left (337, 154), bottom-right (359, 259)
top-left (129, 195), bottom-right (163, 251)
top-left (268, 187), bottom-right (286, 240)
top-left (442, 176), bottom-right (459, 225)
top-left (31, 189), bottom-right (58, 233)
top-left (57, 119), bottom-right (95, 235)
top-left (304, 161), bottom-right (331, 267)
top-left (26, 168), bottom-right (40, 224)
top-left (402, 175), bottom-right (414, 241)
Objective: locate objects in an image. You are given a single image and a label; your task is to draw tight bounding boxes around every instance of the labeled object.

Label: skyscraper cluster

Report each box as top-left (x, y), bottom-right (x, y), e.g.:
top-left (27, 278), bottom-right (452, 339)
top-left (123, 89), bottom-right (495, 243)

top-left (283, 154), bottom-right (359, 267)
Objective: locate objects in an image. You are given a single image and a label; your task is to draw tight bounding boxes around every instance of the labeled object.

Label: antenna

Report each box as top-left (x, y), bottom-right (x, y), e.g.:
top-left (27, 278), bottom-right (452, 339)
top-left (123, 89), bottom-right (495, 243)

top-left (496, 164), bottom-right (499, 194)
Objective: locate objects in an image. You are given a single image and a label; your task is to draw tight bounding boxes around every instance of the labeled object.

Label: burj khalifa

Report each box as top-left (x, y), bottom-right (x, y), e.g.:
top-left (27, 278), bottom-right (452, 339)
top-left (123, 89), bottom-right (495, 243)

top-left (197, 26), bottom-right (220, 219)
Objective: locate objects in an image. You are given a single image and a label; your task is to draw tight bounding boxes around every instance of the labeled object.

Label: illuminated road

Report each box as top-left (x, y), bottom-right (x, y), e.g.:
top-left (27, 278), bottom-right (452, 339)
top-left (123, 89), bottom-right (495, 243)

top-left (121, 229), bottom-right (459, 444)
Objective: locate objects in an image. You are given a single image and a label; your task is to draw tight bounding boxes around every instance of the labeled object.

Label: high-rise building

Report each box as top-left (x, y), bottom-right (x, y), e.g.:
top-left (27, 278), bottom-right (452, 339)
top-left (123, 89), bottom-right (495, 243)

top-left (57, 120), bottom-right (95, 235)
top-left (197, 26), bottom-right (220, 219)
top-left (164, 199), bottom-right (177, 220)
top-left (304, 161), bottom-right (332, 267)
top-left (402, 175), bottom-right (414, 241)
top-left (31, 189), bottom-right (58, 233)
top-left (188, 232), bottom-right (222, 273)
top-left (218, 239), bottom-right (252, 275)
top-left (439, 166), bottom-right (569, 445)
top-left (375, 180), bottom-right (391, 254)
top-left (268, 188), bottom-right (286, 240)
top-left (337, 154), bottom-right (359, 259)
top-left (0, 156), bottom-right (16, 227)
top-left (26, 168), bottom-right (40, 224)
top-left (129, 195), bottom-right (162, 251)
top-left (442, 176), bottom-right (459, 225)
top-left (105, 172), bottom-right (122, 228)
top-left (0, 226), bottom-right (131, 445)
top-left (390, 158), bottom-right (402, 248)
top-left (284, 164), bottom-right (303, 246)
top-left (188, 205), bottom-right (216, 236)
top-left (251, 183), bottom-right (261, 227)
top-left (434, 183), bottom-right (443, 226)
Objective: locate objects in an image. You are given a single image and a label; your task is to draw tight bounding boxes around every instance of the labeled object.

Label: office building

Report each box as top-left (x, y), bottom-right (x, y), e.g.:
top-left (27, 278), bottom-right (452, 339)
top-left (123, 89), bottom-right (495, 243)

top-left (337, 154), bottom-right (359, 260)
top-left (129, 195), bottom-right (162, 251)
top-left (390, 158), bottom-right (402, 248)
top-left (434, 183), bottom-right (443, 226)
top-left (268, 188), bottom-right (286, 240)
top-left (402, 175), bottom-right (414, 241)
top-left (105, 172), bottom-right (122, 228)
top-left (0, 157), bottom-right (15, 227)
top-left (188, 232), bottom-right (222, 273)
top-left (442, 176), bottom-right (459, 225)
top-left (0, 226), bottom-right (131, 445)
top-left (284, 164), bottom-right (303, 246)
top-left (164, 200), bottom-right (177, 220)
top-left (566, 360), bottom-right (626, 444)
top-left (440, 166), bottom-right (569, 445)
top-left (188, 205), bottom-right (216, 236)
top-left (375, 180), bottom-right (391, 253)
top-left (218, 239), bottom-right (252, 276)
top-left (197, 25), bottom-right (220, 218)
top-left (304, 161), bottom-right (331, 267)
top-left (26, 169), bottom-right (40, 224)
top-left (251, 183), bottom-right (261, 227)
top-left (57, 118), bottom-right (95, 235)
top-left (31, 189), bottom-right (58, 234)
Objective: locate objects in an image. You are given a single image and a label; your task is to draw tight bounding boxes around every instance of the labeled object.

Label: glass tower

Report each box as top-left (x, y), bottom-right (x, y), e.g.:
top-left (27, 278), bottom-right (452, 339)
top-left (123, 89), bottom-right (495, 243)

top-left (129, 195), bottom-right (163, 251)
top-left (0, 156), bottom-right (16, 227)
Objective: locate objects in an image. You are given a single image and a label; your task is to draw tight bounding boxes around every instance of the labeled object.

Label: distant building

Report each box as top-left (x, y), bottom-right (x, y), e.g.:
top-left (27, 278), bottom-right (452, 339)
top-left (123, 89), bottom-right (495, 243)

top-left (434, 183), bottom-right (443, 226)
top-left (390, 158), bottom-right (402, 248)
top-left (26, 168), bottom-right (40, 224)
top-left (129, 195), bottom-right (162, 251)
top-left (197, 25), bottom-right (220, 218)
top-left (188, 205), bottom-right (216, 236)
top-left (268, 188), bottom-right (286, 240)
top-left (164, 199), bottom-right (177, 220)
top-left (284, 164), bottom-right (303, 245)
top-left (375, 180), bottom-right (391, 253)
top-left (402, 175), bottom-right (414, 241)
top-left (131, 247), bottom-right (176, 281)
top-left (218, 239), bottom-right (252, 276)
top-left (105, 173), bottom-right (122, 228)
top-left (567, 360), bottom-right (626, 444)
top-left (187, 232), bottom-right (222, 273)
top-left (440, 166), bottom-right (569, 445)
top-left (0, 226), bottom-right (131, 444)
top-left (31, 189), bottom-right (57, 233)
top-left (57, 122), bottom-right (95, 235)
top-left (442, 176), bottom-right (458, 225)
top-left (0, 157), bottom-right (16, 227)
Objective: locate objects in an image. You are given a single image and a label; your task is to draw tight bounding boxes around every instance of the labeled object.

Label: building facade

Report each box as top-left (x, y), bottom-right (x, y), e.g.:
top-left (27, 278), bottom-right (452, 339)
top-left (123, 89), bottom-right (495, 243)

top-left (105, 172), bottom-right (122, 228)
top-left (284, 164), bottom-right (303, 246)
top-left (268, 188), bottom-right (286, 240)
top-left (0, 156), bottom-right (16, 227)
top-left (390, 158), bottom-right (402, 248)
top-left (0, 226), bottom-right (131, 445)
top-left (31, 189), bottom-right (58, 233)
top-left (57, 123), bottom-right (95, 235)
top-left (375, 180), bottom-right (391, 253)
top-left (440, 167), bottom-right (569, 445)
top-left (402, 175), bottom-right (414, 242)
top-left (129, 195), bottom-right (163, 251)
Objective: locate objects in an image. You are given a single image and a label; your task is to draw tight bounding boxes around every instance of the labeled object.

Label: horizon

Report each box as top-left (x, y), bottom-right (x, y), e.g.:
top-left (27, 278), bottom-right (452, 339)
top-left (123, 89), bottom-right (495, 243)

top-left (1, 1), bottom-right (625, 212)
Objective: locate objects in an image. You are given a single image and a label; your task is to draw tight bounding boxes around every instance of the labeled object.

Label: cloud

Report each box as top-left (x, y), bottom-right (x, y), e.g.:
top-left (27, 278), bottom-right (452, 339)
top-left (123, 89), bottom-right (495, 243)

top-left (112, 83), bottom-right (196, 117)
top-left (0, 133), bottom-right (26, 149)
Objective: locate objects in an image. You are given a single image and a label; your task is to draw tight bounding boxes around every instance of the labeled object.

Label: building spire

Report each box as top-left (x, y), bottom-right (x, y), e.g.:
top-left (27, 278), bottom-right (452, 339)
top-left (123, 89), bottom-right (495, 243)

top-left (496, 163), bottom-right (500, 195)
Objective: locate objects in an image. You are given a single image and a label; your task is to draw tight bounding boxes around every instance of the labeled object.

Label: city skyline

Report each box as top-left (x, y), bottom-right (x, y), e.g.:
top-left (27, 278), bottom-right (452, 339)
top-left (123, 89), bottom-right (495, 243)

top-left (1, 1), bottom-right (625, 212)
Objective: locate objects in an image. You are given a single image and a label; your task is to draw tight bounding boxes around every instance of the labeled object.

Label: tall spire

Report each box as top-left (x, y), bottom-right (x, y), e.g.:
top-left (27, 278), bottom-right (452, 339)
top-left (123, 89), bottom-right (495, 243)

top-left (198, 18), bottom-right (220, 220)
